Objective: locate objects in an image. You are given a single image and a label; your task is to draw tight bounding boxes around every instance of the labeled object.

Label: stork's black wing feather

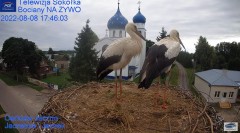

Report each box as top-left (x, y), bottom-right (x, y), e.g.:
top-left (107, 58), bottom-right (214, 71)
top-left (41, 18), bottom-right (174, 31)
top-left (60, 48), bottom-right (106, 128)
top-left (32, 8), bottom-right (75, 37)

top-left (96, 55), bottom-right (121, 80)
top-left (138, 44), bottom-right (176, 89)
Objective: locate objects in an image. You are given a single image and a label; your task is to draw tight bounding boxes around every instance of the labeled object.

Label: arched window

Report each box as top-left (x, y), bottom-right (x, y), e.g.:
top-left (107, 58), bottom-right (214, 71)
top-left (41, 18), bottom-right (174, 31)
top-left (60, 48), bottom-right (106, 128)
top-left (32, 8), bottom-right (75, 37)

top-left (119, 30), bottom-right (122, 37)
top-left (113, 30), bottom-right (115, 37)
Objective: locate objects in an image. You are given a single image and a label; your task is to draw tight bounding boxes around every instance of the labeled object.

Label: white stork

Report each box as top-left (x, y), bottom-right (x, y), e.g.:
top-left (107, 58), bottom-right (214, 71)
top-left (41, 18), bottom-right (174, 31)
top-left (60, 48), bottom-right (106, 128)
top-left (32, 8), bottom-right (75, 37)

top-left (97, 23), bottom-right (146, 98)
top-left (138, 29), bottom-right (185, 89)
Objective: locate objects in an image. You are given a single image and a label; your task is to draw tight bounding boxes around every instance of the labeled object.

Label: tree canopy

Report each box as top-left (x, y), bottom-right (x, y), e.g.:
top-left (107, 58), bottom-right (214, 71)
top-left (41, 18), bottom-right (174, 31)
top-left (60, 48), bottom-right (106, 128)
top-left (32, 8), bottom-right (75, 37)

top-left (69, 19), bottom-right (99, 82)
top-left (1, 37), bottom-right (43, 79)
top-left (47, 47), bottom-right (55, 54)
top-left (193, 36), bottom-right (240, 71)
top-left (146, 40), bottom-right (155, 53)
top-left (214, 42), bottom-right (240, 70)
top-left (156, 27), bottom-right (167, 42)
top-left (194, 36), bottom-right (215, 71)
top-left (177, 51), bottom-right (194, 68)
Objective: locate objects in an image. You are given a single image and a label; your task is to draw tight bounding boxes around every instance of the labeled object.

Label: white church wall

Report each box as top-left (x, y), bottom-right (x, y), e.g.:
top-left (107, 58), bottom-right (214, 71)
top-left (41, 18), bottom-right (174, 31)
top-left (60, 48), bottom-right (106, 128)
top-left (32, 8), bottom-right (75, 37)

top-left (94, 38), bottom-right (116, 57)
top-left (108, 66), bottom-right (129, 80)
top-left (109, 29), bottom-right (126, 38)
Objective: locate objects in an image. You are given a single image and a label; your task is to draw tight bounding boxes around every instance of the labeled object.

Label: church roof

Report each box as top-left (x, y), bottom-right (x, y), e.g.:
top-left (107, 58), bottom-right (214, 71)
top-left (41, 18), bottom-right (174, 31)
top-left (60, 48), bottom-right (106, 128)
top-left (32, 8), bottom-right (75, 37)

top-left (133, 9), bottom-right (146, 23)
top-left (107, 3), bottom-right (128, 29)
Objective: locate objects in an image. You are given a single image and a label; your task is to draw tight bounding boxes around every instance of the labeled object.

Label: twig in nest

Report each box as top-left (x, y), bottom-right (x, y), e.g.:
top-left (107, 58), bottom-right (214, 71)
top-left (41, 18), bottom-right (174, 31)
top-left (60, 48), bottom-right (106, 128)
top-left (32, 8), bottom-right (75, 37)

top-left (80, 119), bottom-right (105, 133)
top-left (205, 112), bottom-right (214, 133)
top-left (51, 108), bottom-right (78, 133)
top-left (190, 97), bottom-right (196, 109)
top-left (66, 87), bottom-right (80, 99)
top-left (65, 84), bottom-right (87, 100)
top-left (187, 111), bottom-right (191, 131)
top-left (168, 118), bottom-right (172, 133)
top-left (202, 116), bottom-right (207, 126)
top-left (146, 127), bottom-right (169, 132)
top-left (160, 114), bottom-right (167, 121)
top-left (198, 102), bottom-right (207, 118)
top-left (191, 119), bottom-right (199, 133)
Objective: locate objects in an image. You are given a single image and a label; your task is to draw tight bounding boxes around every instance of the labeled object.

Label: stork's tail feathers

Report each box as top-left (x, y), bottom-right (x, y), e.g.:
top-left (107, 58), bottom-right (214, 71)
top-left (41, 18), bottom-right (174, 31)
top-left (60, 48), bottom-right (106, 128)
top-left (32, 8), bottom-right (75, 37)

top-left (138, 79), bottom-right (148, 89)
top-left (138, 62), bottom-right (159, 89)
top-left (138, 79), bottom-right (153, 89)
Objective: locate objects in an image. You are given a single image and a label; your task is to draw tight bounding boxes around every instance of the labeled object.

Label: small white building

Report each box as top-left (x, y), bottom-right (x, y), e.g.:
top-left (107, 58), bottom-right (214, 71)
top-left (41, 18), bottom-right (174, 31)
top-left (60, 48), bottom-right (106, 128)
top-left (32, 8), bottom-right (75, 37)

top-left (94, 2), bottom-right (146, 80)
top-left (194, 69), bottom-right (240, 103)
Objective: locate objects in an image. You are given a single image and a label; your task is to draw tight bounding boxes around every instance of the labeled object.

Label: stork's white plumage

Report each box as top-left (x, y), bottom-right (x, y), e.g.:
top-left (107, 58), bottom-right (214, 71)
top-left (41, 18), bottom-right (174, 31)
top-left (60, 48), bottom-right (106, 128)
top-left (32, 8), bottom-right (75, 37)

top-left (97, 23), bottom-right (146, 98)
top-left (138, 29), bottom-right (185, 89)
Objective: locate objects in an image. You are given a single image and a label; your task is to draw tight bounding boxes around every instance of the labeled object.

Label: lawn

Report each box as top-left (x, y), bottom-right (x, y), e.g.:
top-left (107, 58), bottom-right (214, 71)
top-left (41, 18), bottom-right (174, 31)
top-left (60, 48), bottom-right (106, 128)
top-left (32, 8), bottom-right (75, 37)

top-left (0, 105), bottom-right (19, 133)
top-left (132, 64), bottom-right (179, 87)
top-left (0, 73), bottom-right (20, 86)
top-left (41, 72), bottom-right (71, 89)
top-left (24, 83), bottom-right (44, 91)
top-left (186, 68), bottom-right (199, 96)
top-left (168, 64), bottom-right (179, 86)
top-left (0, 73), bottom-right (44, 91)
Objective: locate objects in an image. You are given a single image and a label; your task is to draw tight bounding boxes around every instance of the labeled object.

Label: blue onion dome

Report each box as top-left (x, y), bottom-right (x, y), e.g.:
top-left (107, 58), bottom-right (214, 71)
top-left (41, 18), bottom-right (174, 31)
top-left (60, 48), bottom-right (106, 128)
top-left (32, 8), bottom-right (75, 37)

top-left (107, 4), bottom-right (128, 29)
top-left (133, 9), bottom-right (146, 23)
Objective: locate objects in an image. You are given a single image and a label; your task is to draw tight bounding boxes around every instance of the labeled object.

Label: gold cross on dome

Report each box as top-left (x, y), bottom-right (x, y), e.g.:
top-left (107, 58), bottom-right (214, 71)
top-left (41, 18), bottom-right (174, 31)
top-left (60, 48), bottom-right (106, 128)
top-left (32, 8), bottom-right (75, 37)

top-left (137, 0), bottom-right (141, 9)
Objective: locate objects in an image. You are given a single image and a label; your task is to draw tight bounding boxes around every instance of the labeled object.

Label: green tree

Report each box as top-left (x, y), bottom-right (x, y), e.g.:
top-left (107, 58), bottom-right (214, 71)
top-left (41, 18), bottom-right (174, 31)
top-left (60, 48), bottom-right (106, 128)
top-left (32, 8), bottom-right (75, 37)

top-left (69, 20), bottom-right (99, 82)
top-left (215, 41), bottom-right (240, 70)
top-left (1, 37), bottom-right (43, 80)
top-left (47, 47), bottom-right (55, 54)
top-left (146, 40), bottom-right (155, 53)
top-left (156, 27), bottom-right (167, 42)
top-left (194, 36), bottom-right (215, 71)
top-left (228, 57), bottom-right (240, 70)
top-left (47, 47), bottom-right (55, 59)
top-left (177, 51), bottom-right (194, 68)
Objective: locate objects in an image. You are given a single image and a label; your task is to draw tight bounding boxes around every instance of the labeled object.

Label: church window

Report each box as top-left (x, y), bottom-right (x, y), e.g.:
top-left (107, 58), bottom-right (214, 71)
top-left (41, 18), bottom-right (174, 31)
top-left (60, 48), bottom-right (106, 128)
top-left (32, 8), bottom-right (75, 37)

top-left (113, 30), bottom-right (115, 37)
top-left (119, 31), bottom-right (122, 37)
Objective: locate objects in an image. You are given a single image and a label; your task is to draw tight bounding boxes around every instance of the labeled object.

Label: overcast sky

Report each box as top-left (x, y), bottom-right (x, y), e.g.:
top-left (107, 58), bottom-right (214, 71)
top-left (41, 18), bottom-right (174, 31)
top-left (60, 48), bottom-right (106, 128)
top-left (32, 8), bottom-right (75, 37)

top-left (0, 0), bottom-right (240, 53)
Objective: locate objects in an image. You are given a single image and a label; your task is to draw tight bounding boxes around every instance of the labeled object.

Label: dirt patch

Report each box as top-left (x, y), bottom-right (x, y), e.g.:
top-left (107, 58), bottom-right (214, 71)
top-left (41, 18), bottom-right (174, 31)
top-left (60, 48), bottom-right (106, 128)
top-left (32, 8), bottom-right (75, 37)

top-left (33, 82), bottom-right (223, 133)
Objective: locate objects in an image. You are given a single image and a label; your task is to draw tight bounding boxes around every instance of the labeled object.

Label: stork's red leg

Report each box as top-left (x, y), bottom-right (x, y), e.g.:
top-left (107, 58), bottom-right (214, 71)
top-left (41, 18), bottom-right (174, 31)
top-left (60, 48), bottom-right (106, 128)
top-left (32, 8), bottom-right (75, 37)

top-left (119, 69), bottom-right (122, 97)
top-left (115, 70), bottom-right (118, 99)
top-left (162, 88), bottom-right (167, 109)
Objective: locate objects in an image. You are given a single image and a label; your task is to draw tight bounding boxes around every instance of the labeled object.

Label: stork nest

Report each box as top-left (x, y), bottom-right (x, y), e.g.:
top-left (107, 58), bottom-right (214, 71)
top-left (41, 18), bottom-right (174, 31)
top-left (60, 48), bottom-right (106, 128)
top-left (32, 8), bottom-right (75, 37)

top-left (33, 82), bottom-right (223, 133)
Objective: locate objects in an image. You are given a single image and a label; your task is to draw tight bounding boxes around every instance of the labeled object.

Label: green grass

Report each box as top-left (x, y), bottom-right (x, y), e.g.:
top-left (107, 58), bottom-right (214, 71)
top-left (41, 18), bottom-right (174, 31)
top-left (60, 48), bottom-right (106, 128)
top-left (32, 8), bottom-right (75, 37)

top-left (132, 64), bottom-right (179, 86)
top-left (186, 68), bottom-right (199, 96)
top-left (133, 76), bottom-right (140, 83)
top-left (0, 105), bottom-right (19, 133)
top-left (169, 65), bottom-right (179, 86)
top-left (0, 73), bottom-right (44, 91)
top-left (41, 72), bottom-right (71, 89)
top-left (24, 83), bottom-right (44, 91)
top-left (0, 73), bottom-right (21, 86)
top-left (0, 105), bottom-right (5, 114)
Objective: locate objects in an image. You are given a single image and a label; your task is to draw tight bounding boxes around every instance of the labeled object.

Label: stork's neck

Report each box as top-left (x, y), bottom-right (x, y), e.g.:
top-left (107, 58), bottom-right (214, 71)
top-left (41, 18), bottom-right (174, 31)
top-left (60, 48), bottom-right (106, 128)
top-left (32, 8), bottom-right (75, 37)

top-left (129, 32), bottom-right (143, 46)
top-left (129, 32), bottom-right (143, 55)
top-left (170, 36), bottom-right (180, 44)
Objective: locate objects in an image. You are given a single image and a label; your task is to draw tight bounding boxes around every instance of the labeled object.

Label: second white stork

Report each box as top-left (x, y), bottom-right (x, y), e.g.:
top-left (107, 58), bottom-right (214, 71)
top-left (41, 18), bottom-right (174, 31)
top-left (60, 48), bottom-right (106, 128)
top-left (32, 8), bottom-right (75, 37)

top-left (138, 29), bottom-right (185, 89)
top-left (97, 23), bottom-right (146, 98)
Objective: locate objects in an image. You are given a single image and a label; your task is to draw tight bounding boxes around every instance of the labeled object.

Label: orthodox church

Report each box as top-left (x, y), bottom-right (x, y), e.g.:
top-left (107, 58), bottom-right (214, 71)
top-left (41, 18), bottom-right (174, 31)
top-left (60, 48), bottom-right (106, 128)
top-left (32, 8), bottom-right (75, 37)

top-left (94, 2), bottom-right (146, 80)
